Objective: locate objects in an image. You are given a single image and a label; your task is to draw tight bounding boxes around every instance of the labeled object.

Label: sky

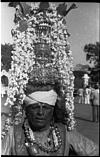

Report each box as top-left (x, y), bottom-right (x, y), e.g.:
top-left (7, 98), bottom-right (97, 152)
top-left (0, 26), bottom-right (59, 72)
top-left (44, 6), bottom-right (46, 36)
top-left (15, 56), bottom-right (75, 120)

top-left (1, 2), bottom-right (99, 66)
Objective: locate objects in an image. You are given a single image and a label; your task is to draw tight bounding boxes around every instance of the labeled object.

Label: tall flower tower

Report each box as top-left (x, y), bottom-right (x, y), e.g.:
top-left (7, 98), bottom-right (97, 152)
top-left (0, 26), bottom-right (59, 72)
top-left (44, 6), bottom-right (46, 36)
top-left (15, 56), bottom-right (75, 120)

top-left (2, 2), bottom-right (78, 139)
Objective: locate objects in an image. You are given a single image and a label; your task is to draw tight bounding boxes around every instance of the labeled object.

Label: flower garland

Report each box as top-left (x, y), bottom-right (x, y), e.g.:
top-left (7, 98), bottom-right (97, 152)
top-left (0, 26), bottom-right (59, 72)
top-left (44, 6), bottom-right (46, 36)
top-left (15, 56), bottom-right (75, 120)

top-left (49, 11), bottom-right (76, 130)
top-left (24, 119), bottom-right (62, 154)
top-left (3, 2), bottom-right (76, 133)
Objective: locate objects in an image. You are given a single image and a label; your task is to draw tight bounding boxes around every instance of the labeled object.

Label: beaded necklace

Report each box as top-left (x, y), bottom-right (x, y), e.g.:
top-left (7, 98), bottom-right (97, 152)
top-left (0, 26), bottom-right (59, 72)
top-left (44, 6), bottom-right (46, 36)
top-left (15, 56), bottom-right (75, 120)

top-left (23, 119), bottom-right (62, 154)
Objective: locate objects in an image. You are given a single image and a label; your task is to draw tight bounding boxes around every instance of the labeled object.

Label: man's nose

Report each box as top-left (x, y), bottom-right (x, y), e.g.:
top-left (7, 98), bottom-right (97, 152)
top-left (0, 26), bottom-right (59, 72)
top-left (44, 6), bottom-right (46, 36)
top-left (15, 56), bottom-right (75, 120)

top-left (38, 105), bottom-right (43, 115)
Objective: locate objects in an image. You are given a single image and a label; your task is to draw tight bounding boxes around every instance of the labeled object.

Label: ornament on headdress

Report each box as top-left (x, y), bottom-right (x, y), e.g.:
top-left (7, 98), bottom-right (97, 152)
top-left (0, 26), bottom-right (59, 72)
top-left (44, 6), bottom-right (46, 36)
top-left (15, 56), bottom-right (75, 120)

top-left (3, 2), bottom-right (78, 132)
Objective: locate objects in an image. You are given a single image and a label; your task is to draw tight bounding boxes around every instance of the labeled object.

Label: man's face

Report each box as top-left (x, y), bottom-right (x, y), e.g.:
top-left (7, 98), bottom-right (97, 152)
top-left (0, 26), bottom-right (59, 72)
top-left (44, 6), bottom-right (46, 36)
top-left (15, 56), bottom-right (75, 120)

top-left (25, 102), bottom-right (54, 131)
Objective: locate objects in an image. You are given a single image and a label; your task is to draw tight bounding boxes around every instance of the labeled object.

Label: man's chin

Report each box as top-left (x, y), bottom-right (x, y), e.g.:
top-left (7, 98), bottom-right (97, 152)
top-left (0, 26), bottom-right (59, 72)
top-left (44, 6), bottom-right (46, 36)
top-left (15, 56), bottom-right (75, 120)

top-left (30, 122), bottom-right (49, 131)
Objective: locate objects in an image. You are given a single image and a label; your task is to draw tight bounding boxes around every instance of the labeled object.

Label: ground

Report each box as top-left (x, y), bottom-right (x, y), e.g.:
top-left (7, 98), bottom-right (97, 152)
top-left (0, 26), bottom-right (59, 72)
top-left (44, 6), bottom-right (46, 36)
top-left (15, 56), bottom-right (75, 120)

top-left (74, 97), bottom-right (99, 145)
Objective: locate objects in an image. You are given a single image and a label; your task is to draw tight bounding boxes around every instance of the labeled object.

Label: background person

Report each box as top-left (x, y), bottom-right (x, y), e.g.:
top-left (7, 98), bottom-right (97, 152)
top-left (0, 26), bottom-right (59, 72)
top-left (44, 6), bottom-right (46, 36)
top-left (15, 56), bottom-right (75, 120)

top-left (77, 88), bottom-right (84, 104)
top-left (90, 84), bottom-right (99, 122)
top-left (84, 85), bottom-right (91, 104)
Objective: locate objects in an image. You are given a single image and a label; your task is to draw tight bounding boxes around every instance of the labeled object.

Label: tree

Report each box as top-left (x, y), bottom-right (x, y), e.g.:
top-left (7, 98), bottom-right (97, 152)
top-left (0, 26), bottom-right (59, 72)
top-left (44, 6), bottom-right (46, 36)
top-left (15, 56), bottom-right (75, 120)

top-left (1, 43), bottom-right (13, 71)
top-left (84, 42), bottom-right (99, 67)
top-left (83, 42), bottom-right (100, 84)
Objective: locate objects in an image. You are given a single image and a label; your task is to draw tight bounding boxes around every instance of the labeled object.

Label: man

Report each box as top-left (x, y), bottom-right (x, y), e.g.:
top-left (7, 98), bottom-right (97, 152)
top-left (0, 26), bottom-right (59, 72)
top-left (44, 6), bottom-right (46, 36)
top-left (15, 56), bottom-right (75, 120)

top-left (2, 83), bottom-right (99, 156)
top-left (84, 86), bottom-right (91, 104)
top-left (78, 88), bottom-right (84, 104)
top-left (91, 84), bottom-right (99, 122)
top-left (1, 2), bottom-right (99, 156)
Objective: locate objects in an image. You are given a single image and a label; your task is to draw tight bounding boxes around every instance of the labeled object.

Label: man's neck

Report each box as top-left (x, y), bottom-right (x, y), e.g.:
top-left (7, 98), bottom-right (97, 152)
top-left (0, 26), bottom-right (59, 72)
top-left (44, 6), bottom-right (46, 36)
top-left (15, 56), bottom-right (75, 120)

top-left (29, 123), bottom-right (51, 133)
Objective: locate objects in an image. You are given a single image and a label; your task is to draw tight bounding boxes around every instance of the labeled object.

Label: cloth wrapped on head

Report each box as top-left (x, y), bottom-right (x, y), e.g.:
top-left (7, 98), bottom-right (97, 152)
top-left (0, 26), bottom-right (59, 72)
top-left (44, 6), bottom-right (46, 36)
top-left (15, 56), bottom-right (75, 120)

top-left (24, 89), bottom-right (58, 107)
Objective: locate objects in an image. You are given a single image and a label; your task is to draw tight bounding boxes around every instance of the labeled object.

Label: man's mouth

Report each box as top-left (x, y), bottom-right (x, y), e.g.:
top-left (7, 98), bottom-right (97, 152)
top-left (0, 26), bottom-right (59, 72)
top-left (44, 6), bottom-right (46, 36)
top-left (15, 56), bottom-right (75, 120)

top-left (35, 118), bottom-right (45, 121)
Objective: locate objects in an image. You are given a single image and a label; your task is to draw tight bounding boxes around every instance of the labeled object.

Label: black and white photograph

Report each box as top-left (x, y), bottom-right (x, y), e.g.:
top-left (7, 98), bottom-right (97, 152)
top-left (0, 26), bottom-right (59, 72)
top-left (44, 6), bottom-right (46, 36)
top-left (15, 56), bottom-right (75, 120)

top-left (1, 2), bottom-right (99, 156)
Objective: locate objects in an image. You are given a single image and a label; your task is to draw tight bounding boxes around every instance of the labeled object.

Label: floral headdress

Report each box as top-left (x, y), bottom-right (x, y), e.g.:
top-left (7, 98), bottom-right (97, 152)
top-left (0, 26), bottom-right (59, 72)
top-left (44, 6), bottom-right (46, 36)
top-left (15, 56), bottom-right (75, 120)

top-left (2, 2), bottom-right (77, 139)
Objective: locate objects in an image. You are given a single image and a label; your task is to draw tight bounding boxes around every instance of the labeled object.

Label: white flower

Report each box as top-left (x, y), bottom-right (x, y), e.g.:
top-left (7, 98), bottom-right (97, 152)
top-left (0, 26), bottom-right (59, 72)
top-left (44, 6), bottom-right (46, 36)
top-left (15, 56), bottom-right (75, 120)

top-left (30, 2), bottom-right (40, 9)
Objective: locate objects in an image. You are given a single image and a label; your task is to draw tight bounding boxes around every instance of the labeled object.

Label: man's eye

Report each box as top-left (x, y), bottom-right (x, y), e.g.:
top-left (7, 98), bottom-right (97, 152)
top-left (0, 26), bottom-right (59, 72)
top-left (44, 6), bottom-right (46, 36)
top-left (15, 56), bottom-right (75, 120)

top-left (27, 106), bottom-right (38, 110)
top-left (31, 106), bottom-right (38, 110)
top-left (43, 106), bottom-right (49, 109)
top-left (43, 105), bottom-right (53, 110)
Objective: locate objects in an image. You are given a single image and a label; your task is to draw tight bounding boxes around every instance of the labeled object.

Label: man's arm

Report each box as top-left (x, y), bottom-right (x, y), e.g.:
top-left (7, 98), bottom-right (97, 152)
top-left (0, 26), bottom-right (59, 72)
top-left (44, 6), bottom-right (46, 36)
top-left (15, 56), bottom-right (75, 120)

top-left (67, 129), bottom-right (99, 156)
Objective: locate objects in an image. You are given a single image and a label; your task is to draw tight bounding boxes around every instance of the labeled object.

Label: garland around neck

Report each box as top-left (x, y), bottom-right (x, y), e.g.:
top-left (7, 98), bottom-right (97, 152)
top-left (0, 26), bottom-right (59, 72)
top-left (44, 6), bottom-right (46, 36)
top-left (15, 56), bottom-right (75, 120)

top-left (23, 119), bottom-right (62, 154)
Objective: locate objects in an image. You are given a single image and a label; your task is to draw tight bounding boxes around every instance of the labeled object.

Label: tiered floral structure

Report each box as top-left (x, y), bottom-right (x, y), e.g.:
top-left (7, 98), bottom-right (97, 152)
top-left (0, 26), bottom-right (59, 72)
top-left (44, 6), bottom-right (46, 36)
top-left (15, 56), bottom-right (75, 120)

top-left (2, 2), bottom-right (77, 139)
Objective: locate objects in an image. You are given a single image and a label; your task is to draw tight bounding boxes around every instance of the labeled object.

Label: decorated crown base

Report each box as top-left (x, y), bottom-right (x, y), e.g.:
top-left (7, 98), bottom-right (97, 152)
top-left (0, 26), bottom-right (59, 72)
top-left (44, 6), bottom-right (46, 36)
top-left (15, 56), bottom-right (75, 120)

top-left (28, 66), bottom-right (60, 85)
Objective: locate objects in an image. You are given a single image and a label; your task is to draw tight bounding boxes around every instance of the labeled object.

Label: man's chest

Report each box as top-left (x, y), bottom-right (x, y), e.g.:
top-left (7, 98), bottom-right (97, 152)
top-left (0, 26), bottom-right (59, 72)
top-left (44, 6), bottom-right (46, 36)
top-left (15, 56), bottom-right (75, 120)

top-left (13, 123), bottom-right (69, 156)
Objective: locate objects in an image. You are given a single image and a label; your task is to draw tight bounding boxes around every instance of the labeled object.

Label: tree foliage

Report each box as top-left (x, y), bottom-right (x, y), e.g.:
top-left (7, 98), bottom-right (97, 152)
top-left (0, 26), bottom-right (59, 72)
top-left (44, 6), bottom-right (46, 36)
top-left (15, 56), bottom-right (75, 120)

top-left (83, 42), bottom-right (100, 83)
top-left (84, 42), bottom-right (99, 68)
top-left (1, 43), bottom-right (13, 71)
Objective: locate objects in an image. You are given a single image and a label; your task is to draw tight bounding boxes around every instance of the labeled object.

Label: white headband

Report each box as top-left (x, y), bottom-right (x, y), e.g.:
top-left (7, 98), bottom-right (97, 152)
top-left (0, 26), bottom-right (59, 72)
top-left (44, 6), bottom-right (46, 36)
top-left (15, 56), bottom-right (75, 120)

top-left (24, 90), bottom-right (57, 106)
